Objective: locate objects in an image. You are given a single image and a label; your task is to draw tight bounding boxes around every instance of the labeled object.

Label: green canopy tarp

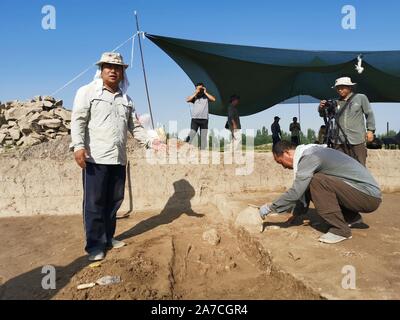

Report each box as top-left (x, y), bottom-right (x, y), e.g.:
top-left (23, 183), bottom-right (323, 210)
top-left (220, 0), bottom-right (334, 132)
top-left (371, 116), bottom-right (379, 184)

top-left (146, 33), bottom-right (400, 116)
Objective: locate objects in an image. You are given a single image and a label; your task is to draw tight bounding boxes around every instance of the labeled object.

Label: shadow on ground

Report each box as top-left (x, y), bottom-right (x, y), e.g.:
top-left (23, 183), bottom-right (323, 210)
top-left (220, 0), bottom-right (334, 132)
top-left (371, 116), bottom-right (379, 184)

top-left (117, 179), bottom-right (204, 241)
top-left (0, 179), bottom-right (202, 300)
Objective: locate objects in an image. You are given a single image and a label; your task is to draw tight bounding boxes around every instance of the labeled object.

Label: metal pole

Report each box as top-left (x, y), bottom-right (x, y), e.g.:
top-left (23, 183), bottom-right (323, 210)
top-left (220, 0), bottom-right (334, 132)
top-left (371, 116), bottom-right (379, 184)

top-left (298, 95), bottom-right (301, 123)
top-left (134, 11), bottom-right (155, 129)
top-left (387, 122), bottom-right (389, 135)
top-left (298, 95), bottom-right (301, 143)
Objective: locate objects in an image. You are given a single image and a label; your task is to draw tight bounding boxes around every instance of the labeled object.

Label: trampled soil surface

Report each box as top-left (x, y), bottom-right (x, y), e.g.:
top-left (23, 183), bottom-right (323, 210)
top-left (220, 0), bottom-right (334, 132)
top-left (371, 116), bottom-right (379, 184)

top-left (1, 192), bottom-right (399, 300)
top-left (0, 203), bottom-right (319, 300)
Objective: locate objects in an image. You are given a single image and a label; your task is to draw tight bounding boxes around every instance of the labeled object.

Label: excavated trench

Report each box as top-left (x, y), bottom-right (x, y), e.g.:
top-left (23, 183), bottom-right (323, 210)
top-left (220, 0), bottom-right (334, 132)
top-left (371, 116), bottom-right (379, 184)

top-left (45, 204), bottom-right (322, 300)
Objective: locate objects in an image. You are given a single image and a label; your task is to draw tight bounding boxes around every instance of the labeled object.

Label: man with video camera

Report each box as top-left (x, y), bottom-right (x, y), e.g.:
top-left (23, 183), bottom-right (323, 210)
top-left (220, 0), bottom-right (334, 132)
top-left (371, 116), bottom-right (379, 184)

top-left (318, 77), bottom-right (376, 166)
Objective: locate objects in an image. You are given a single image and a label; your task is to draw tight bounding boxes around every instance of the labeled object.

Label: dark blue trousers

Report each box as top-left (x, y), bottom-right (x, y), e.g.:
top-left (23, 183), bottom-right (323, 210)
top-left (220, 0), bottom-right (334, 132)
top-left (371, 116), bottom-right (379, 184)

top-left (82, 162), bottom-right (126, 254)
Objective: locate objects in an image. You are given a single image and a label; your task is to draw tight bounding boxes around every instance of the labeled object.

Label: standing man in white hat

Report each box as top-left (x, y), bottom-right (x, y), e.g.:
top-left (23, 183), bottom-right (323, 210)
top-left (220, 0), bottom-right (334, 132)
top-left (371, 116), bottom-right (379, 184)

top-left (318, 76), bottom-right (376, 166)
top-left (70, 52), bottom-right (164, 261)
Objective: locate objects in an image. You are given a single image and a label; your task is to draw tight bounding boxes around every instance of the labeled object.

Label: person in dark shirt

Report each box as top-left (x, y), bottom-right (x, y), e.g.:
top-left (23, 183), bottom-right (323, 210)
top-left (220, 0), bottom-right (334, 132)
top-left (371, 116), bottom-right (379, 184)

top-left (289, 117), bottom-right (301, 146)
top-left (271, 116), bottom-right (282, 146)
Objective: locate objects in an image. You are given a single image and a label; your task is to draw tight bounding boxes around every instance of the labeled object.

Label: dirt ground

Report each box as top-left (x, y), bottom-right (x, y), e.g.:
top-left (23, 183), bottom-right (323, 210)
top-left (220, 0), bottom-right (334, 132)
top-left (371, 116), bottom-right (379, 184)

top-left (227, 192), bottom-right (400, 299)
top-left (0, 202), bottom-right (319, 300)
top-left (1, 191), bottom-right (399, 300)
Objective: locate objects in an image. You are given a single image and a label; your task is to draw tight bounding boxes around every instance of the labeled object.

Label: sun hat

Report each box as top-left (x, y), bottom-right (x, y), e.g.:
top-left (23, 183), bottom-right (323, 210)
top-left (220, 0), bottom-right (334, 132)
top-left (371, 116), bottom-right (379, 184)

top-left (332, 77), bottom-right (356, 88)
top-left (96, 52), bottom-right (129, 68)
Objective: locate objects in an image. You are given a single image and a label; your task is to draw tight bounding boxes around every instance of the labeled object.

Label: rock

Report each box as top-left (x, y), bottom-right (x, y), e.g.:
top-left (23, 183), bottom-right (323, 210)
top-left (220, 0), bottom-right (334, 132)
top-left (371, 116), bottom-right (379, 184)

top-left (266, 226), bottom-right (281, 230)
top-left (9, 100), bottom-right (23, 108)
top-left (0, 96), bottom-right (70, 148)
top-left (30, 132), bottom-right (46, 140)
top-left (42, 100), bottom-right (55, 110)
top-left (28, 112), bottom-right (43, 123)
top-left (17, 118), bottom-right (32, 136)
top-left (57, 124), bottom-right (69, 132)
top-left (18, 135), bottom-right (42, 147)
top-left (44, 131), bottom-right (57, 139)
top-left (40, 110), bottom-right (55, 118)
top-left (25, 101), bottom-right (45, 110)
top-left (54, 108), bottom-right (71, 121)
top-left (43, 100), bottom-right (54, 107)
top-left (235, 207), bottom-right (263, 234)
top-left (4, 108), bottom-right (16, 121)
top-left (38, 119), bottom-right (62, 129)
top-left (5, 107), bottom-right (40, 121)
top-left (202, 229), bottom-right (221, 246)
top-left (9, 128), bottom-right (21, 141)
top-left (43, 96), bottom-right (56, 103)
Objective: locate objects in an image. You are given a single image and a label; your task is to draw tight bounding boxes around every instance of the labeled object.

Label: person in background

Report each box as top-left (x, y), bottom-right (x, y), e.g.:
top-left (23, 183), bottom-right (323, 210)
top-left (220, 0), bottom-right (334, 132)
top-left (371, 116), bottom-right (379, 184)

top-left (185, 82), bottom-right (216, 150)
top-left (289, 117), bottom-right (301, 146)
top-left (271, 116), bottom-right (282, 146)
top-left (227, 94), bottom-right (242, 151)
top-left (318, 76), bottom-right (376, 166)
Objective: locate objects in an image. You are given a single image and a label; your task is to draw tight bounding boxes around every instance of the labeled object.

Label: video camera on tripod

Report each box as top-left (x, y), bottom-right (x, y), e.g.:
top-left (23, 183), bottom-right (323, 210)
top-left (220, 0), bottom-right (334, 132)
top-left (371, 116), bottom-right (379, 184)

top-left (321, 99), bottom-right (337, 119)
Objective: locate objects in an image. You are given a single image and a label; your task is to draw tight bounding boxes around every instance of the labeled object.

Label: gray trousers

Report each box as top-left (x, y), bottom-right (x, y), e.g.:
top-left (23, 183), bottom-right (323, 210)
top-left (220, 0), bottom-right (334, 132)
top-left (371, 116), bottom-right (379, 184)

top-left (334, 143), bottom-right (367, 166)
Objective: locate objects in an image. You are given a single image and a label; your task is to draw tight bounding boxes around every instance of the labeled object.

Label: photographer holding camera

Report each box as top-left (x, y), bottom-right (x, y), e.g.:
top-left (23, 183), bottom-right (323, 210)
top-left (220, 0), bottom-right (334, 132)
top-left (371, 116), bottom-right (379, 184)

top-left (185, 82), bottom-right (216, 150)
top-left (318, 77), bottom-right (376, 166)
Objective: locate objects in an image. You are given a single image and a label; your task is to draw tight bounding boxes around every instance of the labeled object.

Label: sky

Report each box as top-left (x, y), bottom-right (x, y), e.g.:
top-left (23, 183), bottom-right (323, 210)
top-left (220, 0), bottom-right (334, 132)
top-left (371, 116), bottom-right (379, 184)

top-left (0, 0), bottom-right (399, 138)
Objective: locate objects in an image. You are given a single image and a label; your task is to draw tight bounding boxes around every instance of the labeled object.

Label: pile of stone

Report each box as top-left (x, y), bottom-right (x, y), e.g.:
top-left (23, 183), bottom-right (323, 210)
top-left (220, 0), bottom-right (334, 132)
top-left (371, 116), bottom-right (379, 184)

top-left (0, 96), bottom-right (71, 149)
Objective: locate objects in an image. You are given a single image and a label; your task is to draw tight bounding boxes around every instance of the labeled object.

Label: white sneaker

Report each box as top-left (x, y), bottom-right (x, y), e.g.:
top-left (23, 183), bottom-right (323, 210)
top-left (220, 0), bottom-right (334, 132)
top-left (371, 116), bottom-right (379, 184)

top-left (319, 232), bottom-right (352, 244)
top-left (88, 250), bottom-right (105, 261)
top-left (108, 239), bottom-right (126, 249)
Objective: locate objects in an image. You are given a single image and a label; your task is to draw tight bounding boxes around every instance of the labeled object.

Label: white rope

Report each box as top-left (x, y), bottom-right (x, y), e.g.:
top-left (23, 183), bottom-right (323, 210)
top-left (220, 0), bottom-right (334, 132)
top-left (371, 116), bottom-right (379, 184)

top-left (51, 32), bottom-right (141, 96)
top-left (51, 65), bottom-right (96, 97)
top-left (130, 33), bottom-right (136, 68)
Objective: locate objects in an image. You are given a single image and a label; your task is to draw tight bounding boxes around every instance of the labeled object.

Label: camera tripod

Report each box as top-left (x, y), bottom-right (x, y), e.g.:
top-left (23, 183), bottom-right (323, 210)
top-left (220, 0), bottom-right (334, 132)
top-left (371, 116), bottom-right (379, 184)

top-left (323, 112), bottom-right (360, 163)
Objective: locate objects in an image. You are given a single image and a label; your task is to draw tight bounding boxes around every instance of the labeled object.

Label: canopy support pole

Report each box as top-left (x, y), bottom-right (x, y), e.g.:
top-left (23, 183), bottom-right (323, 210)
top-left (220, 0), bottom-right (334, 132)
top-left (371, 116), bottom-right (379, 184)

top-left (298, 95), bottom-right (301, 143)
top-left (134, 11), bottom-right (155, 129)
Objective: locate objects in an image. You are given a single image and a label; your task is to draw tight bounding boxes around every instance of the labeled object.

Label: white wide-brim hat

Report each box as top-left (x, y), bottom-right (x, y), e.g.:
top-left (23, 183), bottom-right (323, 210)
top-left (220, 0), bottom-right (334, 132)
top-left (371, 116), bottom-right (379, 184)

top-left (332, 77), bottom-right (357, 88)
top-left (96, 52), bottom-right (129, 68)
